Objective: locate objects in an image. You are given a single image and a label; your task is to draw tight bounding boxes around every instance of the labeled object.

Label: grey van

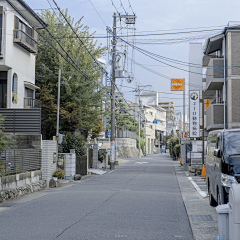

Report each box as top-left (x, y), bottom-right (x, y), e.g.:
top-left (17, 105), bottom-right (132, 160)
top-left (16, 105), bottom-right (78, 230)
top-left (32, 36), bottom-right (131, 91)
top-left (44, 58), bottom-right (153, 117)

top-left (206, 129), bottom-right (240, 206)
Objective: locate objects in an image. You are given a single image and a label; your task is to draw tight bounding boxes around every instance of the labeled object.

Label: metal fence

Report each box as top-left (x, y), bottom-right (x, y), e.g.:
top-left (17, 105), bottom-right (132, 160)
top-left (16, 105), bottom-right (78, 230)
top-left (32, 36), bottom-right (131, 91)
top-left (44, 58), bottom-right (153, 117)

top-left (0, 149), bottom-right (41, 175)
top-left (116, 130), bottom-right (136, 139)
top-left (0, 108), bottom-right (41, 134)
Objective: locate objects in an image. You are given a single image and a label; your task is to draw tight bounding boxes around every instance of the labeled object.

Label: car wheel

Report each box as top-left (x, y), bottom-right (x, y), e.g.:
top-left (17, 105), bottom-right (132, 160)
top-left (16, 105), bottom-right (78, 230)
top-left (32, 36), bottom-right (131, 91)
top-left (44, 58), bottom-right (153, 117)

top-left (208, 181), bottom-right (217, 207)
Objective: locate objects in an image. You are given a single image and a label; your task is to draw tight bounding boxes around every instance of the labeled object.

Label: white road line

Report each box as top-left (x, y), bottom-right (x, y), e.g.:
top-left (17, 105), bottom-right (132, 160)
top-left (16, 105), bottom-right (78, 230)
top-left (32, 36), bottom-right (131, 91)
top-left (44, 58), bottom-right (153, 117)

top-left (188, 177), bottom-right (207, 198)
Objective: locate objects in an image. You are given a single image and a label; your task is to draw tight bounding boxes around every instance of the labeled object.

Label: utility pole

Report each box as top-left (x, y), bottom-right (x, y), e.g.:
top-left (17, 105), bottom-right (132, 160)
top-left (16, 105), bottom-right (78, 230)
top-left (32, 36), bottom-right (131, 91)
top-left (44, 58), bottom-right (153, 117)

top-left (183, 78), bottom-right (185, 132)
top-left (138, 85), bottom-right (141, 159)
top-left (56, 69), bottom-right (61, 168)
top-left (110, 13), bottom-right (117, 170)
top-left (144, 116), bottom-right (147, 155)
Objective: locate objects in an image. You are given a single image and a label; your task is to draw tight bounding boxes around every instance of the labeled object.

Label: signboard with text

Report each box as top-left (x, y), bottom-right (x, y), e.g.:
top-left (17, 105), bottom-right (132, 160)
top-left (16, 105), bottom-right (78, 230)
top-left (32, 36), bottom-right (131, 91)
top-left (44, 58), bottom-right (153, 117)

top-left (171, 79), bottom-right (183, 91)
top-left (110, 141), bottom-right (115, 163)
top-left (189, 90), bottom-right (200, 138)
top-left (182, 132), bottom-right (190, 139)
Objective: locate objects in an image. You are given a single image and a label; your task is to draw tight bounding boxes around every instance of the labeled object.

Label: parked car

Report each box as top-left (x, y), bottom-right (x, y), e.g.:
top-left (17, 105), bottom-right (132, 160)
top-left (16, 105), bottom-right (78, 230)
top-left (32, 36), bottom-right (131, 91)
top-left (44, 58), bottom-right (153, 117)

top-left (206, 129), bottom-right (240, 206)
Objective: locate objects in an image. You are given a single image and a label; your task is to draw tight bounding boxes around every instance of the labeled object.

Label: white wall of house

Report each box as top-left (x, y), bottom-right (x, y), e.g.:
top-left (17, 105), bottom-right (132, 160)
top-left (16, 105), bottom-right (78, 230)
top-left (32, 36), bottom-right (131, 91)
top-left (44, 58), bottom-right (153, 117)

top-left (0, 1), bottom-right (37, 108)
top-left (143, 105), bottom-right (166, 153)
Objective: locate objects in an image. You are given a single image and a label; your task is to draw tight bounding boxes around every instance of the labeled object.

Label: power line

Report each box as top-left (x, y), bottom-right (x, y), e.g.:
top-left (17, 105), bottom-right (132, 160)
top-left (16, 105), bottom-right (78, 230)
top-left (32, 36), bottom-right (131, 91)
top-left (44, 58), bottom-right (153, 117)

top-left (36, 29), bottom-right (90, 79)
top-left (110, 31), bottom-right (230, 77)
top-left (111, 0), bottom-right (120, 14)
top-left (51, 0), bottom-right (108, 75)
top-left (88, 0), bottom-right (107, 27)
top-left (127, 0), bottom-right (134, 14)
top-left (119, 0), bottom-right (127, 15)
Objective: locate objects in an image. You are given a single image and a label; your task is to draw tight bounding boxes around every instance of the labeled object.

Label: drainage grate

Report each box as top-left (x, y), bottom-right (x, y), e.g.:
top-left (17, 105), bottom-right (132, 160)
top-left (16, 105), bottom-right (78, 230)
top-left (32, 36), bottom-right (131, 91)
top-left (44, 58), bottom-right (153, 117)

top-left (0, 203), bottom-right (19, 207)
top-left (192, 215), bottom-right (213, 221)
top-left (186, 197), bottom-right (199, 200)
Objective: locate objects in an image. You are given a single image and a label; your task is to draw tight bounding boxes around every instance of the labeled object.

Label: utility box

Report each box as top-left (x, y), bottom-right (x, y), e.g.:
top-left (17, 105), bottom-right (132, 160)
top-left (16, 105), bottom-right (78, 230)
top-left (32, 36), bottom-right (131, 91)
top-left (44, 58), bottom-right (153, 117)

top-left (229, 184), bottom-right (240, 240)
top-left (216, 204), bottom-right (229, 240)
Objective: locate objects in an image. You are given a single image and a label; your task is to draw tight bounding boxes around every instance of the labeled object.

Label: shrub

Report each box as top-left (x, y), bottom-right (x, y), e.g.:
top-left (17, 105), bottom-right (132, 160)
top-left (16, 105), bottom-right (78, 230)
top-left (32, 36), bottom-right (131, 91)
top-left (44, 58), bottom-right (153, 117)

top-left (173, 144), bottom-right (180, 158)
top-left (168, 136), bottom-right (180, 158)
top-left (98, 155), bottom-right (104, 163)
top-left (59, 132), bottom-right (86, 156)
top-left (53, 168), bottom-right (65, 179)
top-left (98, 149), bottom-right (107, 163)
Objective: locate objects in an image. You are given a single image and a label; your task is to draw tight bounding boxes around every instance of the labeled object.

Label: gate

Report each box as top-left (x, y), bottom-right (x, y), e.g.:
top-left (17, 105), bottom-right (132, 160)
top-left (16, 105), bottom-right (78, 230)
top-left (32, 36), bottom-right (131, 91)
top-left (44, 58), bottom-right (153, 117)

top-left (76, 156), bottom-right (87, 176)
top-left (88, 149), bottom-right (93, 168)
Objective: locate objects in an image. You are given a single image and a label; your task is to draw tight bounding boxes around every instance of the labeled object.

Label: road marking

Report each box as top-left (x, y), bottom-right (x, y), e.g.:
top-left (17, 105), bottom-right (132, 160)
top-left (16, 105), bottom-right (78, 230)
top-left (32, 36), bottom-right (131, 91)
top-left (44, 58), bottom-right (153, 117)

top-left (188, 177), bottom-right (207, 197)
top-left (135, 162), bottom-right (148, 164)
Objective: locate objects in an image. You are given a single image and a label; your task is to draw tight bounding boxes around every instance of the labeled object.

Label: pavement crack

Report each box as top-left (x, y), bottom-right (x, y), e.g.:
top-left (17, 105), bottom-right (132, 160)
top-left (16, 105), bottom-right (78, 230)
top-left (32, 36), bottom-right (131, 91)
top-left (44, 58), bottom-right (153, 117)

top-left (53, 192), bottom-right (118, 239)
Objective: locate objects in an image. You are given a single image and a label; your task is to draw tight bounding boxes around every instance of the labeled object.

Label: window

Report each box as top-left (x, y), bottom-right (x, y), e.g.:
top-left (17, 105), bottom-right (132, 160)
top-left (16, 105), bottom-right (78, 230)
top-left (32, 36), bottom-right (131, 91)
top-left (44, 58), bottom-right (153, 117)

top-left (0, 7), bottom-right (2, 55)
top-left (12, 73), bottom-right (18, 103)
top-left (25, 87), bottom-right (33, 98)
top-left (14, 16), bottom-right (33, 38)
top-left (0, 71), bottom-right (7, 108)
top-left (24, 87), bottom-right (34, 108)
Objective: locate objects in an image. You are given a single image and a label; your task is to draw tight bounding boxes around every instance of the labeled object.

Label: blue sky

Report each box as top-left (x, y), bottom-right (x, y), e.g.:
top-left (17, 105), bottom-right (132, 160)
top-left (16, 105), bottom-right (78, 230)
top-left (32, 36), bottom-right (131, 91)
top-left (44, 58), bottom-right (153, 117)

top-left (26, 0), bottom-right (240, 115)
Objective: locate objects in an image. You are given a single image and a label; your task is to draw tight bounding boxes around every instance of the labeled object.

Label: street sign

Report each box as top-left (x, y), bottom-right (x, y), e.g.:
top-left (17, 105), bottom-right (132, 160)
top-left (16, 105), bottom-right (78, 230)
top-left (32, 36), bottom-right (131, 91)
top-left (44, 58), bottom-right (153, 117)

top-left (171, 79), bottom-right (183, 91)
top-left (189, 90), bottom-right (200, 138)
top-left (107, 129), bottom-right (111, 136)
top-left (162, 145), bottom-right (165, 153)
top-left (153, 118), bottom-right (158, 124)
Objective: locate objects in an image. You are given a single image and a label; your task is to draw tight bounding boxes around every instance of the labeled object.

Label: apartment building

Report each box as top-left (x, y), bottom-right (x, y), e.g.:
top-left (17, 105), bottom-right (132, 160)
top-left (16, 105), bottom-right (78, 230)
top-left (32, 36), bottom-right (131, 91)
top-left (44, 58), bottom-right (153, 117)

top-left (203, 23), bottom-right (240, 131)
top-left (158, 102), bottom-right (175, 120)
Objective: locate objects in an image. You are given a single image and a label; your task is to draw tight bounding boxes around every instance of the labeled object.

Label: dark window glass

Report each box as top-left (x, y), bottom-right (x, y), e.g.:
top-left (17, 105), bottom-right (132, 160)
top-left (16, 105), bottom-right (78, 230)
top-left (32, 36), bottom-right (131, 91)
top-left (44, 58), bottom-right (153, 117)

top-left (15, 16), bottom-right (19, 30)
top-left (224, 131), bottom-right (240, 155)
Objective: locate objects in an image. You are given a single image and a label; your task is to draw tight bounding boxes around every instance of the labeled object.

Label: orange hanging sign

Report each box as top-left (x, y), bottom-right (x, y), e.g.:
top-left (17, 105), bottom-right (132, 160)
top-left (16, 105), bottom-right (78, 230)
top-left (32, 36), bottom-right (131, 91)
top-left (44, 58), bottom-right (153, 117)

top-left (171, 79), bottom-right (183, 91)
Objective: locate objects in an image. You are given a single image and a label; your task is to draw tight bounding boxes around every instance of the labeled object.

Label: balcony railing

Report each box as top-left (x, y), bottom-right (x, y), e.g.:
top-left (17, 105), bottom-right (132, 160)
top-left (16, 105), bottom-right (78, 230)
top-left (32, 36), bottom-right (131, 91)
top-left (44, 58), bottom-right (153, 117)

top-left (24, 97), bottom-right (41, 108)
top-left (206, 103), bottom-right (224, 131)
top-left (13, 29), bottom-right (38, 54)
top-left (205, 58), bottom-right (224, 90)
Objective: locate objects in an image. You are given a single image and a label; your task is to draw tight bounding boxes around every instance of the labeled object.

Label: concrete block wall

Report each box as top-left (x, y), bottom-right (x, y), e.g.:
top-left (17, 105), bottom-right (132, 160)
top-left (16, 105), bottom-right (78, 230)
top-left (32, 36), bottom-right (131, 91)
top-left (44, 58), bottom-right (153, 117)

top-left (0, 170), bottom-right (42, 191)
top-left (92, 144), bottom-right (98, 169)
top-left (61, 153), bottom-right (76, 180)
top-left (116, 138), bottom-right (138, 158)
top-left (41, 140), bottom-right (57, 183)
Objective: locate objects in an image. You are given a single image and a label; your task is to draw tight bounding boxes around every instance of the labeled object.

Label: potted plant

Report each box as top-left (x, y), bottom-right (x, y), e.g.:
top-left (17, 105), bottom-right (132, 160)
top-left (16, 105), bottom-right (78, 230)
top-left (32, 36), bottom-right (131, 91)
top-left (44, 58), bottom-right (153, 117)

top-left (12, 92), bottom-right (18, 104)
top-left (53, 168), bottom-right (65, 180)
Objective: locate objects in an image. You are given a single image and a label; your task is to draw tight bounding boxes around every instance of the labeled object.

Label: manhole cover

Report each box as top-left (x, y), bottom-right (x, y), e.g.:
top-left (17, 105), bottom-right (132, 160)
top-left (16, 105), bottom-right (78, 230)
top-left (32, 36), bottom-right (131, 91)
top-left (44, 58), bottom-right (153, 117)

top-left (192, 215), bottom-right (213, 221)
top-left (0, 203), bottom-right (19, 207)
top-left (186, 197), bottom-right (199, 200)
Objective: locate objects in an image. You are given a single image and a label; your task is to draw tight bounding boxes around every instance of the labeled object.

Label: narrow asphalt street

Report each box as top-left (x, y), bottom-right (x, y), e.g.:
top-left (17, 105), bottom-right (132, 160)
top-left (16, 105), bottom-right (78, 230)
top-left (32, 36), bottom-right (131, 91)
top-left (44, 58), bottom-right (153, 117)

top-left (0, 154), bottom-right (193, 240)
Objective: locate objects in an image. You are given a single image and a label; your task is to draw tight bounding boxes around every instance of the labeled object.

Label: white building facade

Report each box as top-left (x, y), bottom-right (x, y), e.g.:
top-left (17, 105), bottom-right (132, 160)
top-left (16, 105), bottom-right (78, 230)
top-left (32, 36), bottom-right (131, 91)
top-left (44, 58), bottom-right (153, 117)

top-left (0, 0), bottom-right (46, 109)
top-left (143, 105), bottom-right (166, 154)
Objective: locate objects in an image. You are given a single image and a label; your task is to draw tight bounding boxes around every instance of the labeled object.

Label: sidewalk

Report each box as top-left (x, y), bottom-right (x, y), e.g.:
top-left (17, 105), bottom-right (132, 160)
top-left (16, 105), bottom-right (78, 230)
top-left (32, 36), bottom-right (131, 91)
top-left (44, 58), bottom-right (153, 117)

top-left (173, 160), bottom-right (218, 240)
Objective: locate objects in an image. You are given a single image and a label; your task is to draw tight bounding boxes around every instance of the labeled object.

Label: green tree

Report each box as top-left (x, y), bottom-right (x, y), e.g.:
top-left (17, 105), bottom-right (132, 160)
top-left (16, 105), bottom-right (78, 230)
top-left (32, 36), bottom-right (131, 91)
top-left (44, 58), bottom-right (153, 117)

top-left (0, 115), bottom-right (13, 150)
top-left (36, 10), bottom-right (107, 140)
top-left (106, 99), bottom-right (144, 137)
top-left (168, 136), bottom-right (180, 158)
top-left (58, 132), bottom-right (86, 156)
